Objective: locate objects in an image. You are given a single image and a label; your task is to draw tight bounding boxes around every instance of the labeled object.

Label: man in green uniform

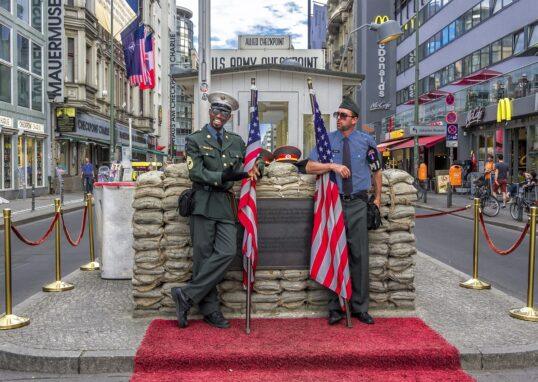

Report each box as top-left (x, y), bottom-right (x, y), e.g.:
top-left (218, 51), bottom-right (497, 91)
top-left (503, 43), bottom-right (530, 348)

top-left (172, 92), bottom-right (263, 329)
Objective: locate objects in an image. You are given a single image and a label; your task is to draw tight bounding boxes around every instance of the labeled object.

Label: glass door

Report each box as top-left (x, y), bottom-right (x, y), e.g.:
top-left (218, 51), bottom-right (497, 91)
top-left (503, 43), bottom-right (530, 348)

top-left (3, 135), bottom-right (13, 189)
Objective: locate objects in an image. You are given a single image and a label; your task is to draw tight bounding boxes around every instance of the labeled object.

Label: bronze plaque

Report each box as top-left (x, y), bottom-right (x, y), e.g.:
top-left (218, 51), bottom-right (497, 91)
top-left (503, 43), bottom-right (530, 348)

top-left (231, 198), bottom-right (313, 270)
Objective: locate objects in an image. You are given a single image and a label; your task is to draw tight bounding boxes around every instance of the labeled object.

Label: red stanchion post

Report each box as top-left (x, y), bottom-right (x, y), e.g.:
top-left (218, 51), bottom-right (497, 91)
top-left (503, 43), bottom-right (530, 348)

top-left (43, 199), bottom-right (74, 292)
top-left (80, 193), bottom-right (99, 271)
top-left (460, 198), bottom-right (491, 290)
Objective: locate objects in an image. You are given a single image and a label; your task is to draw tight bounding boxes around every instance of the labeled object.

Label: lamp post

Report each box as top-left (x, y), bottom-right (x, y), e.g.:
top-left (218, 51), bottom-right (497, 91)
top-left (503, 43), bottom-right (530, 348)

top-left (413, 0), bottom-right (420, 180)
top-left (339, 20), bottom-right (402, 72)
top-left (109, 0), bottom-right (116, 163)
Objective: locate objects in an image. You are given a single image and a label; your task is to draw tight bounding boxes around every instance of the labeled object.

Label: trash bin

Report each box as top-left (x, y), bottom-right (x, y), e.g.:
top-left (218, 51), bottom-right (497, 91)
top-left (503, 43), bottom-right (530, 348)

top-left (93, 181), bottom-right (136, 279)
top-left (449, 165), bottom-right (463, 187)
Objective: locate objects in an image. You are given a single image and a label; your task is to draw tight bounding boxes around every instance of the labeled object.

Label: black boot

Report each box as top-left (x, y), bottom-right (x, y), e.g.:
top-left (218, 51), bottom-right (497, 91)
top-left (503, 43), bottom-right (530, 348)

top-left (171, 287), bottom-right (191, 328)
top-left (328, 310), bottom-right (344, 325)
top-left (203, 311), bottom-right (230, 329)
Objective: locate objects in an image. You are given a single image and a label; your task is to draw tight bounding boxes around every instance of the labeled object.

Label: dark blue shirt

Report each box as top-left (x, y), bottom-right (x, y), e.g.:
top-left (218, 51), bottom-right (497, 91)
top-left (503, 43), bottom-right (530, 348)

top-left (81, 163), bottom-right (94, 177)
top-left (309, 129), bottom-right (378, 193)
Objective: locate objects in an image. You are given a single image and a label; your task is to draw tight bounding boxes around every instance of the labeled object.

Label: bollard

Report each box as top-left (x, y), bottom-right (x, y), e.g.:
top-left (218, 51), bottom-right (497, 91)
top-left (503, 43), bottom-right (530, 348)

top-left (42, 199), bottom-right (74, 292)
top-left (0, 209), bottom-right (30, 330)
top-left (509, 206), bottom-right (538, 321)
top-left (31, 184), bottom-right (35, 212)
top-left (80, 194), bottom-right (100, 271)
top-left (460, 198), bottom-right (491, 290)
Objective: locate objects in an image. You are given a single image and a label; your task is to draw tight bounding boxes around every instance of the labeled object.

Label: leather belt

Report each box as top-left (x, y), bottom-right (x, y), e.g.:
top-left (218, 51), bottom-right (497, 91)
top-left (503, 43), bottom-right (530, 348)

top-left (193, 183), bottom-right (230, 193)
top-left (340, 190), bottom-right (368, 202)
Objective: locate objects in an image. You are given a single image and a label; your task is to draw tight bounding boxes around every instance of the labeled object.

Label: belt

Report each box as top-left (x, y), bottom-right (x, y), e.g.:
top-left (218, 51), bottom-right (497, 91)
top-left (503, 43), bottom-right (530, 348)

top-left (340, 190), bottom-right (368, 202)
top-left (192, 183), bottom-right (230, 193)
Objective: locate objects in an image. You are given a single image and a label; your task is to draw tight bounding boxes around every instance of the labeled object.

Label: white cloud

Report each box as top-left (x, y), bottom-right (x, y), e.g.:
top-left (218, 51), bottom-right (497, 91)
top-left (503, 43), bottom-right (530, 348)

top-left (176, 0), bottom-right (310, 49)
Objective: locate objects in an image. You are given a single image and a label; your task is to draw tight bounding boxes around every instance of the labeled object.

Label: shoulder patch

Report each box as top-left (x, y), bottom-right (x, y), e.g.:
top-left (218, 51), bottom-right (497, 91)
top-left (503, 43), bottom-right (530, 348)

top-left (186, 156), bottom-right (194, 170)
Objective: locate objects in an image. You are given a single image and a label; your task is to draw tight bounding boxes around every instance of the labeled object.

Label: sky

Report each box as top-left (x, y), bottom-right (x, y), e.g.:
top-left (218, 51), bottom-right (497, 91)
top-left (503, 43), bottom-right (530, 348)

top-left (176, 0), bottom-right (326, 49)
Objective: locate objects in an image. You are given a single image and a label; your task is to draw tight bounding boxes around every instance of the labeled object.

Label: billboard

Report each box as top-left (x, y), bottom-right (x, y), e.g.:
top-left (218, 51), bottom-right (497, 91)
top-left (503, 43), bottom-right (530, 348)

top-left (211, 49), bottom-right (325, 70)
top-left (46, 0), bottom-right (64, 102)
top-left (95, 0), bottom-right (137, 39)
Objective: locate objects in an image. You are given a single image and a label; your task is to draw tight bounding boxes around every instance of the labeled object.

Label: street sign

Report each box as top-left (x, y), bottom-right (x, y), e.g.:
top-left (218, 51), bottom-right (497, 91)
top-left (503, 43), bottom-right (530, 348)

top-left (445, 93), bottom-right (455, 105)
top-left (446, 123), bottom-right (458, 147)
top-left (404, 124), bottom-right (447, 136)
top-left (446, 111), bottom-right (457, 124)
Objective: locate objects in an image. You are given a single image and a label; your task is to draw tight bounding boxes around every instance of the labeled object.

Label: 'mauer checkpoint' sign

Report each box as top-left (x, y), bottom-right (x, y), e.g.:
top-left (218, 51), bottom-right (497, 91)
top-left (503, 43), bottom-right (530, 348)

top-left (404, 124), bottom-right (447, 136)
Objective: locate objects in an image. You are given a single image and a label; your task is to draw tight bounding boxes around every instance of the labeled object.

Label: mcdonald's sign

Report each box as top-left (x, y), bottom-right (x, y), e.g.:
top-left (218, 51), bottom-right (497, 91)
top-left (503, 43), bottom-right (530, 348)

top-left (373, 15), bottom-right (389, 24)
top-left (497, 98), bottom-right (512, 122)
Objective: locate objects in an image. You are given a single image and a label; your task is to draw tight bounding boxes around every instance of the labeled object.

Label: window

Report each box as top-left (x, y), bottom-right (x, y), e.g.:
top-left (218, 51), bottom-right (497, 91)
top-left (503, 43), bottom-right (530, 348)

top-left (480, 0), bottom-right (491, 21)
top-left (463, 10), bottom-right (473, 32)
top-left (463, 54), bottom-right (472, 76)
top-left (67, 38), bottom-right (74, 82)
top-left (0, 23), bottom-right (10, 62)
top-left (480, 46), bottom-right (490, 68)
top-left (454, 17), bottom-right (464, 37)
top-left (31, 0), bottom-right (42, 32)
top-left (501, 35), bottom-right (513, 59)
top-left (471, 4), bottom-right (481, 27)
top-left (16, 0), bottom-right (29, 23)
top-left (17, 70), bottom-right (29, 107)
top-left (447, 21), bottom-right (455, 42)
top-left (1, 0), bottom-right (10, 12)
top-left (513, 30), bottom-right (524, 54)
top-left (491, 39), bottom-right (502, 63)
top-left (472, 50), bottom-right (481, 73)
top-left (0, 64), bottom-right (10, 103)
top-left (17, 34), bottom-right (29, 70)
top-left (530, 24), bottom-right (538, 47)
top-left (31, 42), bottom-right (41, 75)
top-left (454, 60), bottom-right (462, 79)
top-left (31, 77), bottom-right (41, 111)
top-left (493, 0), bottom-right (502, 13)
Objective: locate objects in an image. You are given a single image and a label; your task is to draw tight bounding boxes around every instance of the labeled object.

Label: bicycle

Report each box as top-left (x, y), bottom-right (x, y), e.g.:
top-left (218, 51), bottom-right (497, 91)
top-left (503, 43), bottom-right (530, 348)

top-left (473, 184), bottom-right (500, 217)
top-left (510, 186), bottom-right (535, 221)
top-left (412, 179), bottom-right (427, 202)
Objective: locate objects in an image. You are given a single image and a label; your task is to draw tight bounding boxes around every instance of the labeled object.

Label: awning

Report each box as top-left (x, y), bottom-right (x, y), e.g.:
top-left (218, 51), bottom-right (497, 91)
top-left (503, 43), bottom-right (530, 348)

top-left (403, 90), bottom-right (448, 105)
top-left (377, 138), bottom-right (412, 152)
top-left (452, 69), bottom-right (501, 86)
top-left (390, 135), bottom-right (445, 150)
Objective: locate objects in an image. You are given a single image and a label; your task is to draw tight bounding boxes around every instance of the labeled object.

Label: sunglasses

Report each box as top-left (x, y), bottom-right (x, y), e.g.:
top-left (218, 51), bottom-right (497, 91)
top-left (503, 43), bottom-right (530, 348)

top-left (210, 107), bottom-right (231, 118)
top-left (332, 112), bottom-right (356, 119)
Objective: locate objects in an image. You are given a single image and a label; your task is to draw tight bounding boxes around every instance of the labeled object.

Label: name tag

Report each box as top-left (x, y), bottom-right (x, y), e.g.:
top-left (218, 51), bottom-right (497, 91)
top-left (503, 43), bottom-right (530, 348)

top-left (201, 145), bottom-right (214, 151)
top-left (332, 149), bottom-right (340, 153)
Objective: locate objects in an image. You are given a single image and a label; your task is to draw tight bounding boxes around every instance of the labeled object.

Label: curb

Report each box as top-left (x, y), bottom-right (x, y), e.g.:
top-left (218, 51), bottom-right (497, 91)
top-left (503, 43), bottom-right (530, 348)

top-left (414, 202), bottom-right (529, 232)
top-left (0, 204), bottom-right (84, 231)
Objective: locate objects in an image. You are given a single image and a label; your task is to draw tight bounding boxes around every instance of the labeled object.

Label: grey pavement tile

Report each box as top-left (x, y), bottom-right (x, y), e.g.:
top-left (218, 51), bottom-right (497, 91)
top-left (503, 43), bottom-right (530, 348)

top-left (469, 367), bottom-right (538, 382)
top-left (0, 369), bottom-right (130, 381)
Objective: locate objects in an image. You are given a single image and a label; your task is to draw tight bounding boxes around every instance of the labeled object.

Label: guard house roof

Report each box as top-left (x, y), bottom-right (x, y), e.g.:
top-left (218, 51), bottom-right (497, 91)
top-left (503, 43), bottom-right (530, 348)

top-left (171, 64), bottom-right (365, 86)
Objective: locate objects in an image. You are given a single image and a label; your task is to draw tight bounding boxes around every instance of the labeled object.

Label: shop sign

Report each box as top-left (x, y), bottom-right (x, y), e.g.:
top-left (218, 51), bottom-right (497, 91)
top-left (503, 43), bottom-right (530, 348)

top-left (0, 115), bottom-right (13, 129)
top-left (211, 49), bottom-right (325, 70)
top-left (18, 120), bottom-right (45, 134)
top-left (239, 35), bottom-right (291, 50)
top-left (446, 123), bottom-right (458, 148)
top-left (46, 0), bottom-right (64, 102)
top-left (56, 107), bottom-right (76, 132)
top-left (76, 113), bottom-right (147, 148)
top-left (404, 124), bottom-right (446, 136)
top-left (369, 101), bottom-right (392, 111)
top-left (465, 107), bottom-right (485, 128)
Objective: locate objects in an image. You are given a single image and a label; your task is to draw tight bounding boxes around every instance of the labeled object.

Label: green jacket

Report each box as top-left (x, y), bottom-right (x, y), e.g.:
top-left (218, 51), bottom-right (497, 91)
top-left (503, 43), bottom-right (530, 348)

top-left (186, 124), bottom-right (246, 222)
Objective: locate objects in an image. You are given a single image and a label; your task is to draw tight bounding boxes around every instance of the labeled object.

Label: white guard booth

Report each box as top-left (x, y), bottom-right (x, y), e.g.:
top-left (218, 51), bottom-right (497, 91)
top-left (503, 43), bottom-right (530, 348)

top-left (93, 181), bottom-right (136, 279)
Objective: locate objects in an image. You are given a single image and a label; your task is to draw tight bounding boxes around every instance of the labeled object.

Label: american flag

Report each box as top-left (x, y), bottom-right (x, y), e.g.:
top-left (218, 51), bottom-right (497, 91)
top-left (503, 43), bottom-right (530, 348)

top-left (309, 90), bottom-right (352, 302)
top-left (238, 85), bottom-right (262, 287)
top-left (129, 25), bottom-right (151, 87)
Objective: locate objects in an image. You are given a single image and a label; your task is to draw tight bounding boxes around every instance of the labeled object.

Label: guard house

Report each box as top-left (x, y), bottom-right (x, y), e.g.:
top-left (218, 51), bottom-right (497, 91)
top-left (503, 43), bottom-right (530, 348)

top-left (171, 35), bottom-right (363, 158)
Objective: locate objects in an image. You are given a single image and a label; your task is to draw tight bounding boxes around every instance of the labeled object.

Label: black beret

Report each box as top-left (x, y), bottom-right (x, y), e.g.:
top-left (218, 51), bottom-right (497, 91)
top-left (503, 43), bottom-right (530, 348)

top-left (339, 97), bottom-right (360, 116)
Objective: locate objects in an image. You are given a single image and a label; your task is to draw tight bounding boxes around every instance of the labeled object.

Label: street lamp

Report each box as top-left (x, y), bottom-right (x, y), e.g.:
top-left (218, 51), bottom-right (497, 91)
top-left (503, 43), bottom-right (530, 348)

top-left (339, 20), bottom-right (402, 71)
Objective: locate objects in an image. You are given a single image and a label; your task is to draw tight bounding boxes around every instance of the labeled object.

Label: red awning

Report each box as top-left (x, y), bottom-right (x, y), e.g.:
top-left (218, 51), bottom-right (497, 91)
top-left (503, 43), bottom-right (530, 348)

top-left (377, 138), bottom-right (412, 152)
top-left (452, 69), bottom-right (501, 86)
top-left (403, 90), bottom-right (448, 105)
top-left (390, 135), bottom-right (446, 150)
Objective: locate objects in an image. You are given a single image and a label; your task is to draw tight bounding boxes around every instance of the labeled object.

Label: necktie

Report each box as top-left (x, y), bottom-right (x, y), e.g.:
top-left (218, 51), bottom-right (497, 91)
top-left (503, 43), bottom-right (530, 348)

top-left (342, 137), bottom-right (353, 195)
top-left (216, 132), bottom-right (222, 147)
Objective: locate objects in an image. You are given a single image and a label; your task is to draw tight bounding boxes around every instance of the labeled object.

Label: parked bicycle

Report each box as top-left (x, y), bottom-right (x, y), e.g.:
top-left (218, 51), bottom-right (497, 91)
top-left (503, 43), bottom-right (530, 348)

top-left (412, 179), bottom-right (427, 202)
top-left (510, 186), bottom-right (536, 221)
top-left (473, 177), bottom-right (500, 217)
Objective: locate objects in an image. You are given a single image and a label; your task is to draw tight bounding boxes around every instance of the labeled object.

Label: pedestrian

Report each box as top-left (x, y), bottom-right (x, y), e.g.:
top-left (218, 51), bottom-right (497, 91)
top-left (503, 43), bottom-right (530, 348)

top-left (171, 92), bottom-right (263, 329)
top-left (305, 97), bottom-right (382, 326)
top-left (493, 154), bottom-right (510, 207)
top-left (80, 157), bottom-right (95, 194)
top-left (484, 154), bottom-right (495, 190)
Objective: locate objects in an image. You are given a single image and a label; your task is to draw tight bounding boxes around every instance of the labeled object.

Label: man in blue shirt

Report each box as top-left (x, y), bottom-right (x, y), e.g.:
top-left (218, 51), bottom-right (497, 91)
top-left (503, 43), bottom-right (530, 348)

top-left (306, 97), bottom-right (382, 326)
top-left (81, 158), bottom-right (95, 194)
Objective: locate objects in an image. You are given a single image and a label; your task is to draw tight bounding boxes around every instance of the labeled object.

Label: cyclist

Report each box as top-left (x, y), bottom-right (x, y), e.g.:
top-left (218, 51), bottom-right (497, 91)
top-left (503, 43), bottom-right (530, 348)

top-left (509, 171), bottom-right (536, 199)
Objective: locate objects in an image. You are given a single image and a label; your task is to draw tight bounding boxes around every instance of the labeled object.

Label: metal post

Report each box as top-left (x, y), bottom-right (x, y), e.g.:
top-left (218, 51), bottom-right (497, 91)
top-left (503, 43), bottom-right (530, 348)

top-left (0, 209), bottom-right (30, 330)
top-left (31, 184), bottom-right (35, 211)
top-left (80, 194), bottom-right (100, 271)
top-left (109, 0), bottom-right (116, 163)
top-left (460, 198), bottom-right (491, 290)
top-left (509, 206), bottom-right (538, 321)
top-left (344, 300), bottom-right (352, 328)
top-left (413, 0), bottom-right (420, 180)
top-left (42, 199), bottom-right (74, 292)
top-left (246, 257), bottom-right (252, 334)
top-left (447, 147), bottom-right (453, 208)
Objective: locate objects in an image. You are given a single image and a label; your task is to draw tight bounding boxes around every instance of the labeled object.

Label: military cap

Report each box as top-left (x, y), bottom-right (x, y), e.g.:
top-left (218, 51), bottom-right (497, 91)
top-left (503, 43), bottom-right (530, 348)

top-left (273, 146), bottom-right (302, 163)
top-left (339, 96), bottom-right (360, 116)
top-left (260, 149), bottom-right (274, 165)
top-left (208, 92), bottom-right (239, 111)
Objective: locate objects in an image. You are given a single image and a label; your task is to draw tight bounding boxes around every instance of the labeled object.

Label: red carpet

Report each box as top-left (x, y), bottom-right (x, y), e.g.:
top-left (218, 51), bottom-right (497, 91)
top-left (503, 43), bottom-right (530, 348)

top-left (131, 318), bottom-right (474, 382)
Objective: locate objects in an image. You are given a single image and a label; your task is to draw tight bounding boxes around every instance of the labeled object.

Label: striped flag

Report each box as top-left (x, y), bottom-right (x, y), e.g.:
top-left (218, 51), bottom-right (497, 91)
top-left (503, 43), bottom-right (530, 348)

top-left (129, 25), bottom-right (150, 87)
top-left (309, 91), bottom-right (352, 302)
top-left (238, 84), bottom-right (262, 286)
top-left (140, 32), bottom-right (155, 90)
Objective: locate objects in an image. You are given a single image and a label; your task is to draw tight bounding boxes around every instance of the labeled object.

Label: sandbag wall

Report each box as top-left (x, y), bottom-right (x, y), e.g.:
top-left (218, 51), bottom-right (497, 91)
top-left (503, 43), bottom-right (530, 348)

top-left (132, 164), bottom-right (417, 317)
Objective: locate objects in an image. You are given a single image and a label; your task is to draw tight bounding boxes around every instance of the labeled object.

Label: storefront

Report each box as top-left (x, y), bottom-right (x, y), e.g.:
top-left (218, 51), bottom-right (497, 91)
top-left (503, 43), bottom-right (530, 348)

top-left (1, 114), bottom-right (48, 198)
top-left (55, 110), bottom-right (149, 191)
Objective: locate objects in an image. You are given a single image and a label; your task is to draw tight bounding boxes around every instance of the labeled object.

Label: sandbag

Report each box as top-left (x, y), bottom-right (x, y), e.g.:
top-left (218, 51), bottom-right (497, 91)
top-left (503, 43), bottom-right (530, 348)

top-left (162, 235), bottom-right (191, 248)
top-left (389, 231), bottom-right (415, 245)
top-left (389, 242), bottom-right (417, 258)
top-left (307, 289), bottom-right (330, 305)
top-left (265, 162), bottom-right (298, 178)
top-left (306, 279), bottom-right (324, 290)
top-left (280, 280), bottom-right (307, 291)
top-left (133, 210), bottom-right (164, 225)
top-left (251, 293), bottom-right (280, 303)
top-left (164, 246), bottom-right (192, 259)
top-left (388, 205), bottom-right (415, 220)
top-left (162, 196), bottom-right (180, 210)
top-left (135, 250), bottom-right (162, 264)
top-left (387, 218), bottom-right (415, 232)
top-left (221, 291), bottom-right (246, 303)
top-left (391, 182), bottom-right (417, 195)
top-left (164, 177), bottom-right (192, 189)
top-left (369, 255), bottom-right (387, 269)
top-left (133, 238), bottom-right (161, 251)
top-left (165, 260), bottom-right (192, 271)
top-left (387, 280), bottom-right (414, 291)
top-left (164, 164), bottom-right (189, 179)
top-left (136, 261), bottom-right (164, 271)
top-left (134, 187), bottom-right (164, 199)
top-left (369, 280), bottom-right (387, 293)
top-left (368, 231), bottom-right (390, 243)
top-left (387, 268), bottom-right (414, 283)
top-left (164, 223), bottom-right (190, 236)
top-left (368, 243), bottom-right (389, 256)
top-left (132, 197), bottom-right (163, 210)
top-left (136, 171), bottom-right (164, 187)
top-left (253, 280), bottom-right (282, 294)
top-left (255, 270), bottom-right (282, 280)
top-left (218, 280), bottom-right (243, 292)
top-left (165, 186), bottom-right (190, 198)
top-left (388, 257), bottom-right (415, 272)
top-left (133, 223), bottom-right (163, 239)
top-left (281, 291), bottom-right (307, 304)
top-left (164, 210), bottom-right (189, 224)
top-left (382, 169), bottom-right (413, 185)
top-left (225, 271), bottom-right (243, 282)
top-left (281, 270), bottom-right (309, 281)
top-left (133, 273), bottom-right (161, 285)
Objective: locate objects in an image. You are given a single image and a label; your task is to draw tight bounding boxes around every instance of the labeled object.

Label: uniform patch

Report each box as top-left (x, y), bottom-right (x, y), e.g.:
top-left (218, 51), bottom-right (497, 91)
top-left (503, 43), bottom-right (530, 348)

top-left (186, 156), bottom-right (193, 170)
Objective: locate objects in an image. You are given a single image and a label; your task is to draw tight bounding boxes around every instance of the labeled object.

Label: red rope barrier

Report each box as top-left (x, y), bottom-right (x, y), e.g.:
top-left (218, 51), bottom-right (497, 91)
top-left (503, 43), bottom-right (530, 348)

top-left (11, 213), bottom-right (59, 246)
top-left (61, 206), bottom-right (88, 247)
top-left (415, 206), bottom-right (470, 219)
top-left (479, 213), bottom-right (529, 255)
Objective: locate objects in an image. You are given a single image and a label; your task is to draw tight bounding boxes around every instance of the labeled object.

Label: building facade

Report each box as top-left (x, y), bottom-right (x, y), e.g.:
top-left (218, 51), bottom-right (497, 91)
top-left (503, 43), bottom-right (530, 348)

top-left (382, 0), bottom-right (538, 180)
top-left (325, 0), bottom-right (354, 72)
top-left (0, 0), bottom-right (48, 198)
top-left (308, 1), bottom-right (327, 49)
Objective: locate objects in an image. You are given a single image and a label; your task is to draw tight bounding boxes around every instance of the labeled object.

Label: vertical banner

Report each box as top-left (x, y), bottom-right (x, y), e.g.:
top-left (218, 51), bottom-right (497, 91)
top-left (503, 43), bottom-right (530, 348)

top-left (46, 0), bottom-right (64, 102)
top-left (169, 29), bottom-right (177, 159)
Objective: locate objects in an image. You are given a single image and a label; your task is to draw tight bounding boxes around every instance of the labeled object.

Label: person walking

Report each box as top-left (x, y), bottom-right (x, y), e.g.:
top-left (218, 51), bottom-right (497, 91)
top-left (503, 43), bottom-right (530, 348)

top-left (493, 154), bottom-right (510, 207)
top-left (484, 154), bottom-right (495, 190)
top-left (305, 97), bottom-right (382, 326)
top-left (171, 92), bottom-right (263, 329)
top-left (80, 158), bottom-right (95, 194)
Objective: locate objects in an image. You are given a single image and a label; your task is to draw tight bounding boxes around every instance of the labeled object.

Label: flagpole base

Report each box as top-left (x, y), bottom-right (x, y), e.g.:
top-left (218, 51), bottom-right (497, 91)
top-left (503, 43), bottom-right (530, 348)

top-left (0, 314), bottom-right (30, 330)
top-left (42, 281), bottom-right (74, 292)
top-left (509, 307), bottom-right (538, 322)
top-left (459, 278), bottom-right (491, 290)
top-left (80, 261), bottom-right (100, 271)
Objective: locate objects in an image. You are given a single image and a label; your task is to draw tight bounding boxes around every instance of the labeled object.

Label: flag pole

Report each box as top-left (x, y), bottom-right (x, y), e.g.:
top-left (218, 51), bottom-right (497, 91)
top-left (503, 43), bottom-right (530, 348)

top-left (306, 77), bottom-right (352, 329)
top-left (245, 77), bottom-right (256, 335)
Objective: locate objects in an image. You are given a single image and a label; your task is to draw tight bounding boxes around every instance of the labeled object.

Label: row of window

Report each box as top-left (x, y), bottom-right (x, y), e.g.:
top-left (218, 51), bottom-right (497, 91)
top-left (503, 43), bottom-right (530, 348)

top-left (397, 0), bottom-right (519, 75)
top-left (396, 0), bottom-right (453, 44)
top-left (0, 0), bottom-right (42, 33)
top-left (0, 22), bottom-right (43, 111)
top-left (396, 26), bottom-right (536, 106)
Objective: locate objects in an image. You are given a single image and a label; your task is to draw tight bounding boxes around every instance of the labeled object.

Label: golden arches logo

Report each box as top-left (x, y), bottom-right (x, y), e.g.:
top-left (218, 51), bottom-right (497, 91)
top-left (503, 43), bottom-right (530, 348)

top-left (373, 15), bottom-right (389, 24)
top-left (496, 98), bottom-right (512, 122)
